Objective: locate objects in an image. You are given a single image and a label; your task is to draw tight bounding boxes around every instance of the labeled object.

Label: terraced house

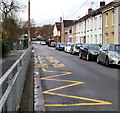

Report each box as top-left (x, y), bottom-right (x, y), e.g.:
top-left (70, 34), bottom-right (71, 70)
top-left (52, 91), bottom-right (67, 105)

top-left (68, 23), bottom-right (76, 43)
top-left (61, 20), bottom-right (76, 43)
top-left (103, 1), bottom-right (120, 44)
top-left (53, 0), bottom-right (120, 45)
top-left (85, 8), bottom-right (103, 44)
top-left (75, 1), bottom-right (116, 45)
top-left (76, 17), bottom-right (86, 44)
top-left (76, 7), bottom-right (103, 45)
top-left (72, 24), bottom-right (77, 43)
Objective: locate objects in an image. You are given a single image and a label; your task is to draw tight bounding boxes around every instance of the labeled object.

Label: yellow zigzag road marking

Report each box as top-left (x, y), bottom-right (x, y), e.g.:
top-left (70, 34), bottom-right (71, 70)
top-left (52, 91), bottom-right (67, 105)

top-left (41, 71), bottom-right (72, 79)
top-left (52, 63), bottom-right (65, 67)
top-left (41, 78), bottom-right (82, 83)
top-left (42, 68), bottom-right (46, 72)
top-left (46, 56), bottom-right (65, 68)
top-left (49, 59), bottom-right (60, 63)
top-left (38, 64), bottom-right (48, 68)
top-left (43, 82), bottom-right (84, 93)
top-left (38, 57), bottom-right (112, 107)
top-left (44, 92), bottom-right (112, 106)
top-left (41, 71), bottom-right (84, 94)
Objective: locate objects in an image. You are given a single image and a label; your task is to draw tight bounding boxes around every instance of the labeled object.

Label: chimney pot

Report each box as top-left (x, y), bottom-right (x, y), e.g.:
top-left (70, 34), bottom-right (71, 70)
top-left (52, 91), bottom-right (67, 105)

top-left (88, 8), bottom-right (93, 14)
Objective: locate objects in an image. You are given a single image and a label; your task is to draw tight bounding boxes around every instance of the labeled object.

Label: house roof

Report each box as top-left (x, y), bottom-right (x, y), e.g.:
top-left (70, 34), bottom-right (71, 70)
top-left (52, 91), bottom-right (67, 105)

top-left (112, 1), bottom-right (120, 8)
top-left (55, 22), bottom-right (61, 31)
top-left (75, 1), bottom-right (119, 24)
top-left (63, 20), bottom-right (76, 27)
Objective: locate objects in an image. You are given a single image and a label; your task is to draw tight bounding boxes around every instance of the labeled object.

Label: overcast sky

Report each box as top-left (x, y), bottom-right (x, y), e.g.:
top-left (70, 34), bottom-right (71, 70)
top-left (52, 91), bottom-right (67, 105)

top-left (19, 0), bottom-right (114, 27)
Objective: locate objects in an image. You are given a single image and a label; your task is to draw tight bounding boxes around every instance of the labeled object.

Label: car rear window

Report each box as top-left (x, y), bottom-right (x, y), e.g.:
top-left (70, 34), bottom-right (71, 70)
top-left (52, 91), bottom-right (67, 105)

top-left (116, 45), bottom-right (120, 52)
top-left (88, 44), bottom-right (100, 50)
top-left (109, 45), bottom-right (120, 52)
top-left (76, 44), bottom-right (81, 47)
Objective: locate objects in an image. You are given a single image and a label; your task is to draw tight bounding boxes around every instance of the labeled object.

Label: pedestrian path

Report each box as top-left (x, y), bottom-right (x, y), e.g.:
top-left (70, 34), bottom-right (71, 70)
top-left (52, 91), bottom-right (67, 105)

top-left (1, 49), bottom-right (27, 76)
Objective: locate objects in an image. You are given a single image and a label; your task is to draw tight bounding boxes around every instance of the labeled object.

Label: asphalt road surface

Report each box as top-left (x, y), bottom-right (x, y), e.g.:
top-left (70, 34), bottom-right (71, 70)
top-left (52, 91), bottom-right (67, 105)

top-left (33, 44), bottom-right (119, 112)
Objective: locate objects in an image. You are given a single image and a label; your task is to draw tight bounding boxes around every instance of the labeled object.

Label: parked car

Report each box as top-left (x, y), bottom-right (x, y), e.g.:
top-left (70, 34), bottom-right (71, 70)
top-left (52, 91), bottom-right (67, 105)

top-left (64, 43), bottom-right (74, 53)
top-left (70, 43), bottom-right (82, 55)
top-left (97, 44), bottom-right (120, 66)
top-left (50, 42), bottom-right (57, 47)
top-left (56, 42), bottom-right (66, 51)
top-left (40, 41), bottom-right (46, 45)
top-left (55, 42), bottom-right (60, 50)
top-left (79, 44), bottom-right (100, 61)
top-left (32, 41), bottom-right (40, 44)
top-left (47, 40), bottom-right (55, 46)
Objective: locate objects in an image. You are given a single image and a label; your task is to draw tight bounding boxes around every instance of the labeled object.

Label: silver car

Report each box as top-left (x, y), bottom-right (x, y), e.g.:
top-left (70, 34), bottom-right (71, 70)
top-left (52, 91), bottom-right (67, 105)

top-left (64, 43), bottom-right (74, 53)
top-left (70, 43), bottom-right (82, 55)
top-left (97, 44), bottom-right (120, 66)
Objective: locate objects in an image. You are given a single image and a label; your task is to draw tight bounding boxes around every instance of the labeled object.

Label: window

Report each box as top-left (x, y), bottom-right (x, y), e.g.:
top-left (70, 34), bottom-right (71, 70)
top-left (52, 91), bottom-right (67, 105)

top-left (69, 29), bottom-right (72, 33)
top-left (99, 34), bottom-right (102, 44)
top-left (115, 45), bottom-right (120, 52)
top-left (65, 32), bottom-right (68, 34)
top-left (112, 11), bottom-right (115, 26)
top-left (94, 17), bottom-right (97, 30)
top-left (79, 23), bottom-right (81, 31)
top-left (91, 35), bottom-right (92, 43)
top-left (91, 19), bottom-right (93, 31)
top-left (95, 35), bottom-right (97, 44)
top-left (87, 35), bottom-right (89, 43)
top-left (102, 44), bottom-right (107, 50)
top-left (109, 45), bottom-right (120, 52)
top-left (81, 23), bottom-right (83, 33)
top-left (104, 45), bottom-right (109, 51)
top-left (82, 22), bottom-right (84, 33)
top-left (99, 16), bottom-right (102, 29)
top-left (112, 32), bottom-right (114, 37)
top-left (106, 13), bottom-right (108, 27)
top-left (105, 33), bottom-right (108, 43)
top-left (84, 36), bottom-right (86, 43)
top-left (87, 20), bottom-right (89, 32)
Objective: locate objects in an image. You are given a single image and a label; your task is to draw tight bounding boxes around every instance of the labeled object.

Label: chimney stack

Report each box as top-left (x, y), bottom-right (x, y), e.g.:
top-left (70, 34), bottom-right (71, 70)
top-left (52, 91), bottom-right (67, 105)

top-left (88, 8), bottom-right (93, 14)
top-left (100, 1), bottom-right (105, 7)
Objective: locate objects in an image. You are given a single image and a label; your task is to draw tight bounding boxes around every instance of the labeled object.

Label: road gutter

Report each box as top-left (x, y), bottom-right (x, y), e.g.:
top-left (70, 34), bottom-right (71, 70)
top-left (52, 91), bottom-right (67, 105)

top-left (34, 53), bottom-right (46, 111)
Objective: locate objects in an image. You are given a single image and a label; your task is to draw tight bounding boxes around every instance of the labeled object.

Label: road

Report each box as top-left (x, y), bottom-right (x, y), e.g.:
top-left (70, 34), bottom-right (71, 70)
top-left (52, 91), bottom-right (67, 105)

top-left (33, 44), bottom-right (119, 112)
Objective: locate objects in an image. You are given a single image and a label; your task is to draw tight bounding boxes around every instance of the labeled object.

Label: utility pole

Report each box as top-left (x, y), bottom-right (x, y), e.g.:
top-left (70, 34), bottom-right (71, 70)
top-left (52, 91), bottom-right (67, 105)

top-left (28, 0), bottom-right (30, 47)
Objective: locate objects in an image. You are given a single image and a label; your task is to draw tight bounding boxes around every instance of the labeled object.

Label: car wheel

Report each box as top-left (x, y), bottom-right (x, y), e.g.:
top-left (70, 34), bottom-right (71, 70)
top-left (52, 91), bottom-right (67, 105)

top-left (86, 54), bottom-right (90, 61)
top-left (72, 51), bottom-right (74, 55)
top-left (97, 56), bottom-right (100, 64)
top-left (70, 49), bottom-right (72, 54)
top-left (79, 52), bottom-right (82, 59)
top-left (105, 57), bottom-right (109, 67)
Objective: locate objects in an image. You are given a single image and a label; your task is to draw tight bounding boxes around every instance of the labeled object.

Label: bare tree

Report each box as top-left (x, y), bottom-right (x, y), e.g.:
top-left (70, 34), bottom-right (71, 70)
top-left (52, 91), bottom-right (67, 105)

top-left (0, 0), bottom-right (25, 40)
top-left (36, 24), bottom-right (54, 39)
top-left (0, 0), bottom-right (21, 19)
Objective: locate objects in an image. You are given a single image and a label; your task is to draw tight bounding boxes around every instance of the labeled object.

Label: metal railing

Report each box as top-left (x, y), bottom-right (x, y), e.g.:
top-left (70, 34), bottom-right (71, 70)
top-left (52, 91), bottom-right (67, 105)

top-left (0, 45), bottom-right (32, 112)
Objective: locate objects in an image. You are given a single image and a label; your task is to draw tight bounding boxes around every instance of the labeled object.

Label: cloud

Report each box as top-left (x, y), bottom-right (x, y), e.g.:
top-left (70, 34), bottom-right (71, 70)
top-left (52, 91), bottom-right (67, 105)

top-left (19, 0), bottom-right (114, 26)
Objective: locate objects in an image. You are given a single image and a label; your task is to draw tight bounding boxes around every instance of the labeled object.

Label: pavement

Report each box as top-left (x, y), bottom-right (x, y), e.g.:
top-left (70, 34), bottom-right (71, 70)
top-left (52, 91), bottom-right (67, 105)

top-left (0, 49), bottom-right (34, 111)
top-left (19, 52), bottom-right (34, 111)
top-left (1, 49), bottom-right (27, 76)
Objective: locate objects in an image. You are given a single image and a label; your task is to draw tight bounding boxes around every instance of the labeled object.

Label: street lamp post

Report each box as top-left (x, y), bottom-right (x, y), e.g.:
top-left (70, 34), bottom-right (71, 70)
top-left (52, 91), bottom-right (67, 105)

top-left (28, 0), bottom-right (30, 47)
